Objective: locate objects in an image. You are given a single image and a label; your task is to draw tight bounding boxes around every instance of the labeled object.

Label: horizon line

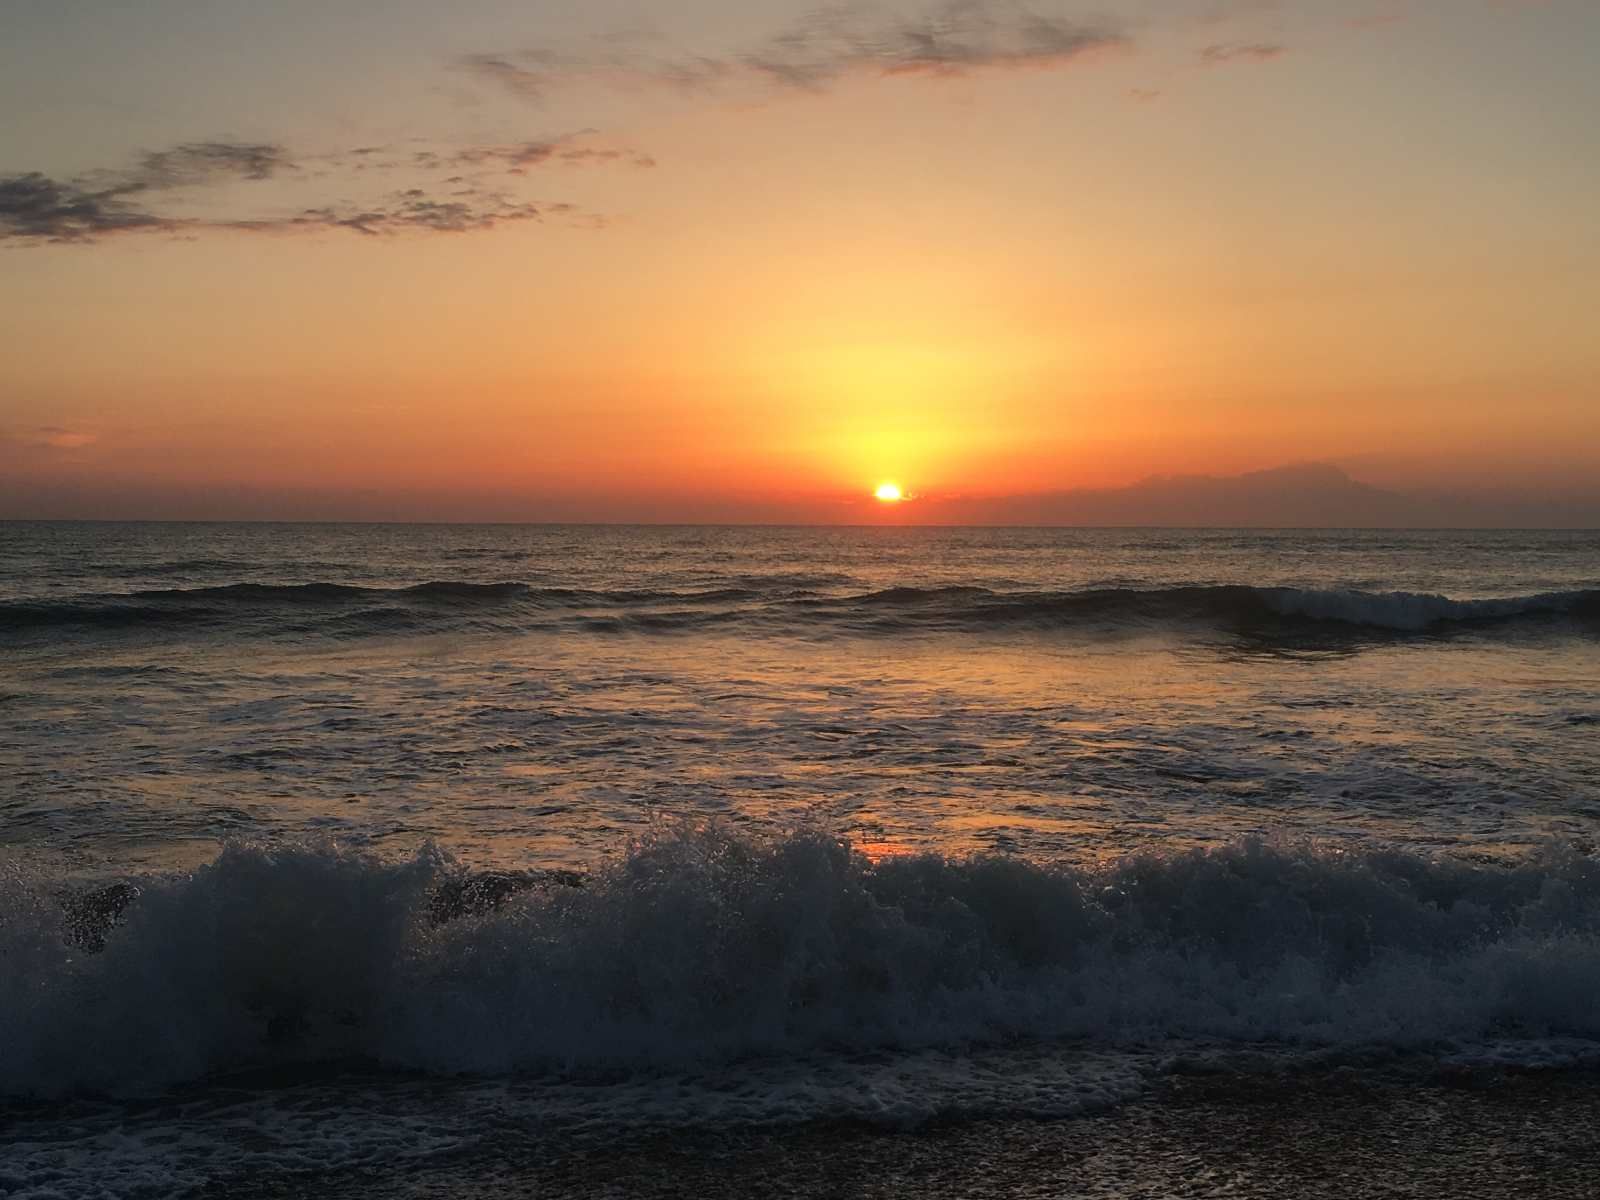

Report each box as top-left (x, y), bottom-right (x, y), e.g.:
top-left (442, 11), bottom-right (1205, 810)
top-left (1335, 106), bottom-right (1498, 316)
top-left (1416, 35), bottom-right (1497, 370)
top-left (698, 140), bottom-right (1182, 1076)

top-left (3, 517), bottom-right (1596, 533)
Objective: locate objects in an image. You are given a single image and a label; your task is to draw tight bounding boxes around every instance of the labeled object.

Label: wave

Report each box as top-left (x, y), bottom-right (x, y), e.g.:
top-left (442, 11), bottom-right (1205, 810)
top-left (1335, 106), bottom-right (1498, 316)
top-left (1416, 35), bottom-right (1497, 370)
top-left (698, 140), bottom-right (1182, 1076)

top-left (805, 583), bottom-right (1599, 634)
top-left (1259, 586), bottom-right (1600, 630)
top-left (5, 828), bottom-right (1600, 1099)
top-left (2, 580), bottom-right (1596, 641)
top-left (0, 581), bottom-right (757, 632)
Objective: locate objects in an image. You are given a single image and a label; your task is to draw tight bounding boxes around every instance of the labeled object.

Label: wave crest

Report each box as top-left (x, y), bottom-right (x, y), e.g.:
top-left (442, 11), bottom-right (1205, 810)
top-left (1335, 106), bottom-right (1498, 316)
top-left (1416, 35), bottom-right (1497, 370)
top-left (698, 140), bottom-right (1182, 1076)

top-left (6, 829), bottom-right (1600, 1097)
top-left (4, 578), bottom-right (1596, 642)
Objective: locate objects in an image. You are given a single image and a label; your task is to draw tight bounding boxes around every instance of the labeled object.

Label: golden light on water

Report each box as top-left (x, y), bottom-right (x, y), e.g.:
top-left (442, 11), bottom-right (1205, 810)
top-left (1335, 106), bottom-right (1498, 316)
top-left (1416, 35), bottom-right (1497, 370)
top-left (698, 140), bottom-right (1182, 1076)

top-left (874, 482), bottom-right (904, 503)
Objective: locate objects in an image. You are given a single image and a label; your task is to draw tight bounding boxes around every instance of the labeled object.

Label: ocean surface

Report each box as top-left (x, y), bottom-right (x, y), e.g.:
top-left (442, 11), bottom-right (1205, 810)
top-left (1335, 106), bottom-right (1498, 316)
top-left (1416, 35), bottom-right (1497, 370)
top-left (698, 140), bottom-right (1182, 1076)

top-left (3, 522), bottom-right (1599, 1197)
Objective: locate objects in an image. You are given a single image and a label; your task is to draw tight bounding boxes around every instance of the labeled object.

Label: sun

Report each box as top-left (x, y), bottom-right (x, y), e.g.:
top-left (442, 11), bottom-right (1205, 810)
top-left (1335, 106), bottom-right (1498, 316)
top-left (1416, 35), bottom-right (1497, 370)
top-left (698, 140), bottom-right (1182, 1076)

top-left (873, 482), bottom-right (903, 503)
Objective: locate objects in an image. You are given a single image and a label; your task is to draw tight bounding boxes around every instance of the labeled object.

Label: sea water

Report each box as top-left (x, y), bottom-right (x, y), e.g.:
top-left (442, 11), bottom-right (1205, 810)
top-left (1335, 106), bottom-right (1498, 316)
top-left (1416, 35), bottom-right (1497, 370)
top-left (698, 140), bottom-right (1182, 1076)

top-left (2, 523), bottom-right (1598, 1195)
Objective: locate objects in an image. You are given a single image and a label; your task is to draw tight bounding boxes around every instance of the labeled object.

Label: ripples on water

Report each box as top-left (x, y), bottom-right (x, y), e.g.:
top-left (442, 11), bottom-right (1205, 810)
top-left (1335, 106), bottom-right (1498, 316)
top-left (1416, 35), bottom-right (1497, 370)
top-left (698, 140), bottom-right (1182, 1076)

top-left (3, 523), bottom-right (1600, 1197)
top-left (2, 523), bottom-right (1597, 871)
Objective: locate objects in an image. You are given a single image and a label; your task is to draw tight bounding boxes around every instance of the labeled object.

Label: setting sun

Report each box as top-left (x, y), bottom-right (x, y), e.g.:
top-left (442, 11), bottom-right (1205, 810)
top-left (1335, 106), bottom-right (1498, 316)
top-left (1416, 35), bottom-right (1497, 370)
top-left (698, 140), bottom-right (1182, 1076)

top-left (874, 482), bottom-right (903, 503)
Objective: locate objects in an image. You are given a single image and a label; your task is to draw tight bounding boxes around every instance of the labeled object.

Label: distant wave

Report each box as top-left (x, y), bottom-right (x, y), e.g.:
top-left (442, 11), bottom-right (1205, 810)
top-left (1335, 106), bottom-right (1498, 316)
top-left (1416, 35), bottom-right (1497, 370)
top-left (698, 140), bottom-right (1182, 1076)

top-left (0, 581), bottom-right (760, 631)
top-left (5, 828), bottom-right (1600, 1098)
top-left (2, 580), bottom-right (1596, 641)
top-left (803, 583), bottom-right (1600, 634)
top-left (1259, 586), bottom-right (1600, 630)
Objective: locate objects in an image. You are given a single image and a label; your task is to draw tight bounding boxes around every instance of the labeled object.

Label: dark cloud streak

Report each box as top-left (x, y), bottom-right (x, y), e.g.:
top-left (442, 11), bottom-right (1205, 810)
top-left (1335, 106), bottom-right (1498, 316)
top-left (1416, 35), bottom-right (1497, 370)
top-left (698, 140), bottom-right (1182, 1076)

top-left (1, 136), bottom-right (621, 245)
top-left (464, 1), bottom-right (1130, 102)
top-left (0, 141), bottom-right (294, 242)
top-left (225, 190), bottom-right (555, 237)
top-left (1198, 41), bottom-right (1287, 64)
top-left (739, 1), bottom-right (1128, 88)
top-left (432, 133), bottom-right (655, 174)
top-left (0, 172), bottom-right (174, 241)
top-left (125, 141), bottom-right (289, 188)
top-left (1, 140), bottom-right (292, 242)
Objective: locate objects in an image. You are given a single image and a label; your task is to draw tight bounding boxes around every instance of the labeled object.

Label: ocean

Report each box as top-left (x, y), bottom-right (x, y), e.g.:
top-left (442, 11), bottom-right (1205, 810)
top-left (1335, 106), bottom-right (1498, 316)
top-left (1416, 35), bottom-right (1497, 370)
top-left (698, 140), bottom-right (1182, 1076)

top-left (3, 522), bottom-right (1599, 1197)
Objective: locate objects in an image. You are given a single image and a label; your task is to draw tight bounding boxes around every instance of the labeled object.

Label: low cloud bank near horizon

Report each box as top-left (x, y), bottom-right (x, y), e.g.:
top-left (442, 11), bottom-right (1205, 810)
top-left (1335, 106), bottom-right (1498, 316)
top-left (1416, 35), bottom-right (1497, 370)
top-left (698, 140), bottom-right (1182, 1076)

top-left (905, 463), bottom-right (1600, 528)
top-left (5, 463), bottom-right (1598, 527)
top-left (1, 426), bottom-right (98, 452)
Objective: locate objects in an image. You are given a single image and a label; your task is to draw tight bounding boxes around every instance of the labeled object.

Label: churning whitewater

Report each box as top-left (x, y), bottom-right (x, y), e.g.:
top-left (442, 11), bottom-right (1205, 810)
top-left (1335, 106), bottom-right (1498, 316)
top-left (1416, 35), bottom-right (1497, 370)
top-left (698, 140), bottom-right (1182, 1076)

top-left (7, 828), bottom-right (1600, 1100)
top-left (2, 522), bottom-right (1599, 1199)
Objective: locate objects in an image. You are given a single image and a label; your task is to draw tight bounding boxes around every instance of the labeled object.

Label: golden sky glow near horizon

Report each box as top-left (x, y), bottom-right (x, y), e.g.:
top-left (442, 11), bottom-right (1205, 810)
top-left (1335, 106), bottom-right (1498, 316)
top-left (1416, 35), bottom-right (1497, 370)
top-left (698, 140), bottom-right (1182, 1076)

top-left (2, 1), bottom-right (1598, 523)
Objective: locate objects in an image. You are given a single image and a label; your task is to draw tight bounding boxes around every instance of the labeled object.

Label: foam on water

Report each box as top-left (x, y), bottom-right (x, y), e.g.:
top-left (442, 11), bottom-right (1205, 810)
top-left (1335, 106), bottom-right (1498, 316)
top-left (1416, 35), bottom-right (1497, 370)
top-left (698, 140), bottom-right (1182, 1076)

top-left (1259, 586), bottom-right (1597, 631)
top-left (3, 526), bottom-right (1598, 1195)
top-left (0, 1047), bottom-right (1155, 1200)
top-left (6, 827), bottom-right (1600, 1102)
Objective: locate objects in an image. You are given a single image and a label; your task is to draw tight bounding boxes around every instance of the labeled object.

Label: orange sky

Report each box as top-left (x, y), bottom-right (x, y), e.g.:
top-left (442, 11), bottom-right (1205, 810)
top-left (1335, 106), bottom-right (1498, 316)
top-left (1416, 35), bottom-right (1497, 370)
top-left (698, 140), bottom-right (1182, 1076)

top-left (3, 1), bottom-right (1598, 522)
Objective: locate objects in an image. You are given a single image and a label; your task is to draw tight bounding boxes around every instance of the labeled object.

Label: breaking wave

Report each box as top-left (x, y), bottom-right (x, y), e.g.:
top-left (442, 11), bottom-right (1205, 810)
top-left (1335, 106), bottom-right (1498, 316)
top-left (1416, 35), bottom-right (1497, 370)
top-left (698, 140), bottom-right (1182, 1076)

top-left (799, 583), bottom-right (1600, 636)
top-left (2, 579), bottom-right (1596, 642)
top-left (5, 828), bottom-right (1600, 1099)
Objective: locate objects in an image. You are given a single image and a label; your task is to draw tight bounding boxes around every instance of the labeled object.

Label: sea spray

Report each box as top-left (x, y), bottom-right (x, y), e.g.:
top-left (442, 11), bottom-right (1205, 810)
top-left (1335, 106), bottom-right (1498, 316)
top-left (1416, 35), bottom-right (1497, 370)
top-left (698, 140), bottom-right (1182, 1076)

top-left (7, 827), bottom-right (1600, 1098)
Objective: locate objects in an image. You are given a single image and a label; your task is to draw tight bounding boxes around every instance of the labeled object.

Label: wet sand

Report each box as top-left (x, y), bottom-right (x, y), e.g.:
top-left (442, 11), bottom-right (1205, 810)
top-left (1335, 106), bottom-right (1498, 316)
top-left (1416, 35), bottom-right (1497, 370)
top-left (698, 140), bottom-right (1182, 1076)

top-left (217, 1066), bottom-right (1600, 1199)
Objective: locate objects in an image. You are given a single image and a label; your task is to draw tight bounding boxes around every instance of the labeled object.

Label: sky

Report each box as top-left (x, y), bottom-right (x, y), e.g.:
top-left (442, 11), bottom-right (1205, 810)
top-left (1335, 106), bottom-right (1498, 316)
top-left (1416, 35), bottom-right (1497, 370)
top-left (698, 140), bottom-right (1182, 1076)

top-left (2, 0), bottom-right (1597, 524)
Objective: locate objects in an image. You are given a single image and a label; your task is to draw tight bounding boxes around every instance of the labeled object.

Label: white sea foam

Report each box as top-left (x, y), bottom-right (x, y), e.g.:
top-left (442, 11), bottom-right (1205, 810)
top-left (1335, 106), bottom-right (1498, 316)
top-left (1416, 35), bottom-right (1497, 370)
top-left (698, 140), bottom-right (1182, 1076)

top-left (5, 829), bottom-right (1600, 1102)
top-left (1260, 586), bottom-right (1590, 631)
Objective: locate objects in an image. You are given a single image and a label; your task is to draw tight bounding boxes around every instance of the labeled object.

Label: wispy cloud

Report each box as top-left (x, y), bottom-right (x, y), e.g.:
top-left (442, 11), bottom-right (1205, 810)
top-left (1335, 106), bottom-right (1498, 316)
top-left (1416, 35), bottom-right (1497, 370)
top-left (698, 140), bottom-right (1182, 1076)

top-left (225, 190), bottom-right (573, 237)
top-left (3, 426), bottom-right (98, 451)
top-left (739, 1), bottom-right (1129, 86)
top-left (459, 53), bottom-right (561, 102)
top-left (1, 135), bottom-right (633, 245)
top-left (120, 142), bottom-right (289, 189)
top-left (0, 141), bottom-right (289, 242)
top-left (1198, 41), bottom-right (1288, 64)
top-left (411, 131), bottom-right (656, 174)
top-left (463, 1), bottom-right (1131, 102)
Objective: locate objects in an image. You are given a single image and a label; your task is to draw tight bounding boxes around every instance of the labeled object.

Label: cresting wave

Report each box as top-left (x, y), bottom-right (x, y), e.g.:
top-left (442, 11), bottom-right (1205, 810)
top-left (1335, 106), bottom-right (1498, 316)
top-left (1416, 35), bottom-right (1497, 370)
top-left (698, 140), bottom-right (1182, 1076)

top-left (5, 828), bottom-right (1600, 1099)
top-left (2, 580), bottom-right (1597, 639)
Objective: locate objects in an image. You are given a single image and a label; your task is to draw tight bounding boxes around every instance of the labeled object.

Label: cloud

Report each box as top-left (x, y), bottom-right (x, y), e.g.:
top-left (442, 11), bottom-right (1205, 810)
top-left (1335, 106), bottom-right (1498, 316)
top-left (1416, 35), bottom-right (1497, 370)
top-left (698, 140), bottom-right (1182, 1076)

top-left (458, 54), bottom-right (553, 101)
top-left (1, 137), bottom-right (618, 245)
top-left (1, 140), bottom-right (294, 243)
top-left (741, 1), bottom-right (1128, 86)
top-left (1198, 41), bottom-right (1287, 64)
top-left (226, 188), bottom-right (560, 237)
top-left (3, 426), bottom-right (98, 451)
top-left (464, 1), bottom-right (1130, 102)
top-left (122, 141), bottom-right (289, 189)
top-left (0, 173), bottom-right (175, 241)
top-left (411, 131), bottom-right (656, 175)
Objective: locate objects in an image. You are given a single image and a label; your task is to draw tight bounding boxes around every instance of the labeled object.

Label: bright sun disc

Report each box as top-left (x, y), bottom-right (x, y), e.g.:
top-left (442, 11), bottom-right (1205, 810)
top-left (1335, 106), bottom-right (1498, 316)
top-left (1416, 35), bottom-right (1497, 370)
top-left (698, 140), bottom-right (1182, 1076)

top-left (874, 482), bottom-right (903, 502)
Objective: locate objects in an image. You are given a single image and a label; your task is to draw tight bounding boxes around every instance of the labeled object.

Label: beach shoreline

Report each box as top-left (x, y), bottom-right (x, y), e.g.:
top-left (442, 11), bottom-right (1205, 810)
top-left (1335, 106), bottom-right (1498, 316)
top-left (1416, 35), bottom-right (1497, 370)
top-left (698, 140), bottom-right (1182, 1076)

top-left (202, 1065), bottom-right (1600, 1199)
